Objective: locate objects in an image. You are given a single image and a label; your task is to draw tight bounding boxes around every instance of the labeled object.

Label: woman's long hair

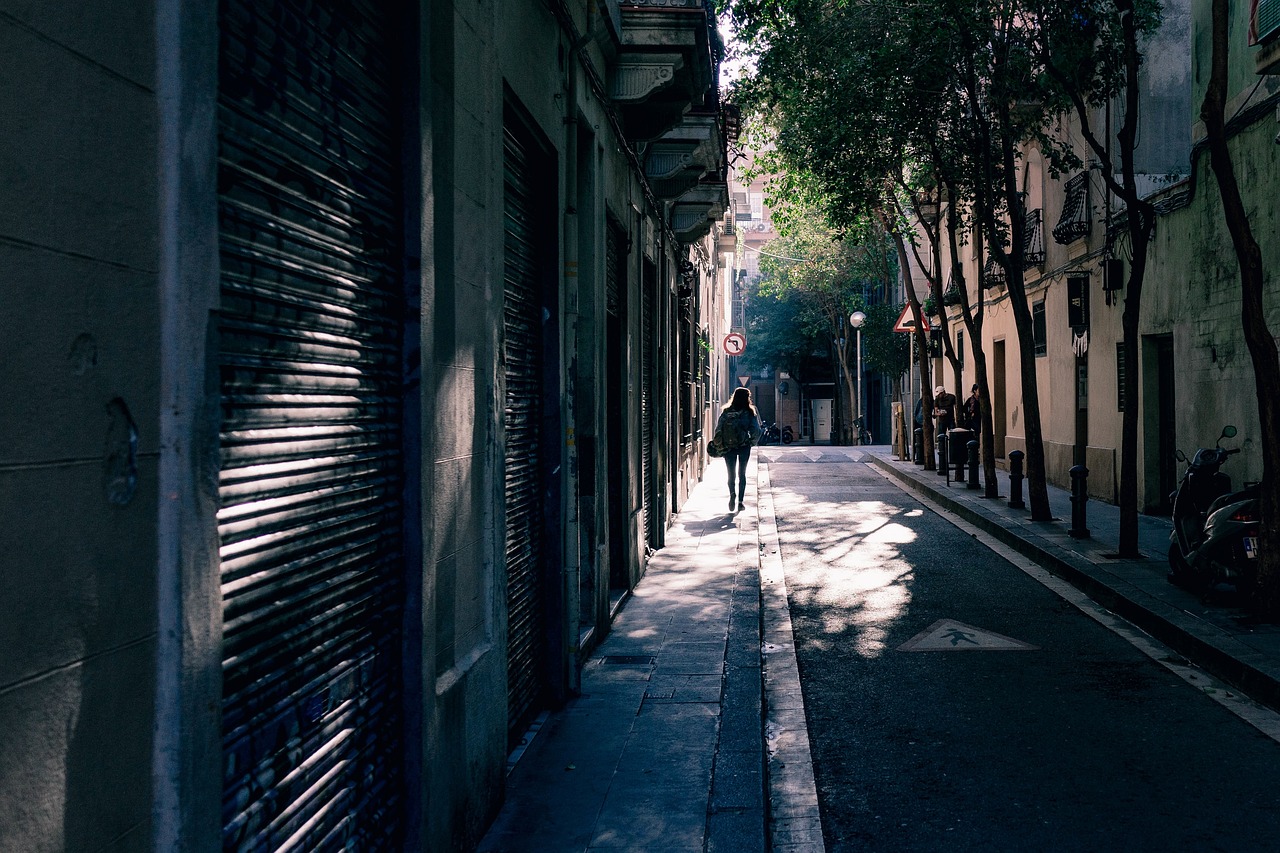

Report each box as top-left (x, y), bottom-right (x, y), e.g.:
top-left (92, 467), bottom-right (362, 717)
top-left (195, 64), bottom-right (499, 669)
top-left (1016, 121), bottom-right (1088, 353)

top-left (722, 387), bottom-right (757, 416)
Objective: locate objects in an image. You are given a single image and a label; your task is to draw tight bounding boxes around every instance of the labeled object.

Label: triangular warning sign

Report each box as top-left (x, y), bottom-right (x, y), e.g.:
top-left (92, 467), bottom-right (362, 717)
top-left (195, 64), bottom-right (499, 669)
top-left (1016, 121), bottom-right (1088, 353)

top-left (893, 304), bottom-right (932, 333)
top-left (897, 619), bottom-right (1038, 651)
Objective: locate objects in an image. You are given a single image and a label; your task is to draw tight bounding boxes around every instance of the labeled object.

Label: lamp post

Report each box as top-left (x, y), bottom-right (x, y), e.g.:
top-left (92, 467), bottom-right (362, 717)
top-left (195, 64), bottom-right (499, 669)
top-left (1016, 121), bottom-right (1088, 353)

top-left (849, 311), bottom-right (866, 444)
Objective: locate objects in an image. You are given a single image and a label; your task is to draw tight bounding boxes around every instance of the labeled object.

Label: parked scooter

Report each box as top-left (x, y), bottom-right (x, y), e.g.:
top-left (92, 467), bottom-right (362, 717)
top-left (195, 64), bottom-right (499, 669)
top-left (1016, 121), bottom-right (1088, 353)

top-left (1167, 425), bottom-right (1262, 595)
top-left (758, 421), bottom-right (794, 445)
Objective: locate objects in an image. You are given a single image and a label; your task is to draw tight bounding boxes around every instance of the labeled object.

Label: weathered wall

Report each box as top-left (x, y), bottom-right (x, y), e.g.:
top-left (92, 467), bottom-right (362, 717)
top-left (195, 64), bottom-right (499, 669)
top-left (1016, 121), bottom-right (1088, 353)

top-left (1143, 116), bottom-right (1280, 494)
top-left (0, 4), bottom-right (160, 848)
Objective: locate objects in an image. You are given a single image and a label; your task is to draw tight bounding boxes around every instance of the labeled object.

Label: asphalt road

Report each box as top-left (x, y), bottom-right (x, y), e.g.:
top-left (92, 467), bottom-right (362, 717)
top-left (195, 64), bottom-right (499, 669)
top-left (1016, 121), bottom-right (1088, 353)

top-left (763, 451), bottom-right (1280, 853)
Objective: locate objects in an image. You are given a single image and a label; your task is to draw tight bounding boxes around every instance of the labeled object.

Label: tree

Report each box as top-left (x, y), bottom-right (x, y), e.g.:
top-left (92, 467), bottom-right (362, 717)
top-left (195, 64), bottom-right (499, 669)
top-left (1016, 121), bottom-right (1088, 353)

top-left (1026, 0), bottom-right (1164, 553)
top-left (1200, 0), bottom-right (1280, 612)
top-left (750, 211), bottom-right (898, 441)
top-left (725, 0), bottom-right (1062, 497)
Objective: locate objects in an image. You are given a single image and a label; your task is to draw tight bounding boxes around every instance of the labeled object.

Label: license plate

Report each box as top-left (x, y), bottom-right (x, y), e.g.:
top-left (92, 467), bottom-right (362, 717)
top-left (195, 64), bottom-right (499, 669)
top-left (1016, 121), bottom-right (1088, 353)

top-left (1244, 536), bottom-right (1259, 559)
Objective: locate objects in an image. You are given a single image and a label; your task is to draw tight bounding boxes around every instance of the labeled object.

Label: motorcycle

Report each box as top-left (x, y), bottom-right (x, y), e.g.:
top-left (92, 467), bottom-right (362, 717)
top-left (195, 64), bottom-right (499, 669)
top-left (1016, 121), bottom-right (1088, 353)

top-left (759, 421), bottom-right (795, 445)
top-left (1167, 425), bottom-right (1261, 595)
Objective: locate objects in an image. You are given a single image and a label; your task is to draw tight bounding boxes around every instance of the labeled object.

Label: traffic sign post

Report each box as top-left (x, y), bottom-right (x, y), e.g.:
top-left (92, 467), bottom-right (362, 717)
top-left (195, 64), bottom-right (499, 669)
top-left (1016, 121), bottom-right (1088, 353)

top-left (892, 304), bottom-right (931, 334)
top-left (722, 332), bottom-right (747, 355)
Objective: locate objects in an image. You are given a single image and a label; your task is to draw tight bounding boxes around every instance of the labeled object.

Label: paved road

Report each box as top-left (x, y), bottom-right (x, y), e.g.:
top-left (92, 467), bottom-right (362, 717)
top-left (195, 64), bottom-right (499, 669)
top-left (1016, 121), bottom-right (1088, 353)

top-left (761, 448), bottom-right (1280, 852)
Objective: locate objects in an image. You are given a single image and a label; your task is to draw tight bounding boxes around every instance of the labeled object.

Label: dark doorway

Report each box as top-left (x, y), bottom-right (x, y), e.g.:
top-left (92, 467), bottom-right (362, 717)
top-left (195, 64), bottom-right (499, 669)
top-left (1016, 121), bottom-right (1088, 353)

top-left (993, 339), bottom-right (1007, 458)
top-left (1154, 335), bottom-right (1176, 514)
top-left (605, 222), bottom-right (628, 592)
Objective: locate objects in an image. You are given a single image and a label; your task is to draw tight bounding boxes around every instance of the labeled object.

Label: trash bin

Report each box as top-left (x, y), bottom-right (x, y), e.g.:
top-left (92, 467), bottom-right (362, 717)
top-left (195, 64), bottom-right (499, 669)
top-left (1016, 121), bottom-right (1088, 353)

top-left (948, 428), bottom-right (973, 480)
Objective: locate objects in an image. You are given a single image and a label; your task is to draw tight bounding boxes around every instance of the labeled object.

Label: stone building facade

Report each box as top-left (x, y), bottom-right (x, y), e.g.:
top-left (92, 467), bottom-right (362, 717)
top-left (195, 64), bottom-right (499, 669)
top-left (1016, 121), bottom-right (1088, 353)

top-left (0, 0), bottom-right (731, 849)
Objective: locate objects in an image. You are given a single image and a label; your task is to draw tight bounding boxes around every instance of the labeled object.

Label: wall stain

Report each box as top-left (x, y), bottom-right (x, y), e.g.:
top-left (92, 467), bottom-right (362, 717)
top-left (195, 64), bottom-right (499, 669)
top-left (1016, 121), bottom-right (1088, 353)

top-left (68, 334), bottom-right (97, 375)
top-left (104, 398), bottom-right (138, 506)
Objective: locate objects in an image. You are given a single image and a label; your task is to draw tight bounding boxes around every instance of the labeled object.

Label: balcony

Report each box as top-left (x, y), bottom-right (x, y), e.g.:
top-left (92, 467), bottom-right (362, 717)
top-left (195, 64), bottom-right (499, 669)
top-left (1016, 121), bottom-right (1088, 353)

top-left (607, 0), bottom-right (719, 142)
top-left (670, 179), bottom-right (729, 243)
top-left (643, 113), bottom-right (721, 199)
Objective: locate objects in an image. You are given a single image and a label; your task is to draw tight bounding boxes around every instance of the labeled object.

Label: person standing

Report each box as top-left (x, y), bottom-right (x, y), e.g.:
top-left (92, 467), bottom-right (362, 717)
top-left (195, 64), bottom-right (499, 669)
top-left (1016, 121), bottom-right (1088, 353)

top-left (714, 388), bottom-right (762, 512)
top-left (962, 384), bottom-right (981, 432)
top-left (933, 385), bottom-right (956, 434)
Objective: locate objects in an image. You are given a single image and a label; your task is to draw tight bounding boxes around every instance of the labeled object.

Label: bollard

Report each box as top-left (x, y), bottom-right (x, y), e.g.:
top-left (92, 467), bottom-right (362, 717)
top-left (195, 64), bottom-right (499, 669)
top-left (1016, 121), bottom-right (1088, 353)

top-left (967, 439), bottom-right (980, 490)
top-left (936, 432), bottom-right (948, 479)
top-left (913, 427), bottom-right (924, 466)
top-left (951, 429), bottom-right (970, 481)
top-left (1008, 450), bottom-right (1025, 509)
top-left (1069, 464), bottom-right (1091, 538)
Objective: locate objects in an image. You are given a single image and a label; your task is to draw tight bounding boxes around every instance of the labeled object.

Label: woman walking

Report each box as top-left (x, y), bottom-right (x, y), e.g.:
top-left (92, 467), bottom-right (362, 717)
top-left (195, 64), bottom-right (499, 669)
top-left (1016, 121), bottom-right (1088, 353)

top-left (713, 388), bottom-right (762, 512)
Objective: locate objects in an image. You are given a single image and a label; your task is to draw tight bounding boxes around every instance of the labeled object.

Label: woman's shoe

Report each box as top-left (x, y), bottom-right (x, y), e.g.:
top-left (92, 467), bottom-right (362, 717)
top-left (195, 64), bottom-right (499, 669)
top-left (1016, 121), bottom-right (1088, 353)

top-left (728, 495), bottom-right (736, 511)
top-left (737, 502), bottom-right (745, 511)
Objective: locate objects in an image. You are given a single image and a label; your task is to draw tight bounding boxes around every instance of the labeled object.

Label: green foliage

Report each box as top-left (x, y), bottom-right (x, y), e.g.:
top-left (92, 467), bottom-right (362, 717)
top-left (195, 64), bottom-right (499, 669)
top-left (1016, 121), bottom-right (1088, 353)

top-left (859, 303), bottom-right (911, 378)
top-left (738, 204), bottom-right (901, 381)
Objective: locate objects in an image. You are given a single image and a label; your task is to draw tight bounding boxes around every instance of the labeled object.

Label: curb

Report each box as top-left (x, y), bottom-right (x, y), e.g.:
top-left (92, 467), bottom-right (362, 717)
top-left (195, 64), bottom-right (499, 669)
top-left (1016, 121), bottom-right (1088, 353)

top-left (868, 455), bottom-right (1280, 716)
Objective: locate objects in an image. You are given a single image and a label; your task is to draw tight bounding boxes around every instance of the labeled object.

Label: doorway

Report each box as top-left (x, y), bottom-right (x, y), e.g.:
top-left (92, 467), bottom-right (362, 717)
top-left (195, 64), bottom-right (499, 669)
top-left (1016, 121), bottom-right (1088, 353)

top-left (993, 339), bottom-right (1007, 458)
top-left (812, 399), bottom-right (834, 442)
top-left (1146, 334), bottom-right (1176, 514)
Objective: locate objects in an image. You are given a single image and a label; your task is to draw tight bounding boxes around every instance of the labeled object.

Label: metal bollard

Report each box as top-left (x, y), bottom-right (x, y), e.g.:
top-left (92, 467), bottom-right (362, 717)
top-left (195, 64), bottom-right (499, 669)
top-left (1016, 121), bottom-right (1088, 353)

top-left (913, 427), bottom-right (924, 465)
top-left (1069, 464), bottom-right (1091, 538)
top-left (936, 432), bottom-right (948, 479)
top-left (1008, 450), bottom-right (1025, 509)
top-left (967, 440), bottom-right (980, 490)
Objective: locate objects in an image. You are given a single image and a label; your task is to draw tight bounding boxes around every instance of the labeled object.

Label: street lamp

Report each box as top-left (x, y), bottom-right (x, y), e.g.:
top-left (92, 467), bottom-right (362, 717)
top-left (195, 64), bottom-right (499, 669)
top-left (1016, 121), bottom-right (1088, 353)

top-left (849, 311), bottom-right (866, 444)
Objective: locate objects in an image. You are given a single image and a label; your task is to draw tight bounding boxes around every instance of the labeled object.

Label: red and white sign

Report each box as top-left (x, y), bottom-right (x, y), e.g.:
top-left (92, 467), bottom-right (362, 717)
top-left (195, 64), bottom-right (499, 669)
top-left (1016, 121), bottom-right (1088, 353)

top-left (722, 332), bottom-right (747, 355)
top-left (892, 304), bottom-right (932, 333)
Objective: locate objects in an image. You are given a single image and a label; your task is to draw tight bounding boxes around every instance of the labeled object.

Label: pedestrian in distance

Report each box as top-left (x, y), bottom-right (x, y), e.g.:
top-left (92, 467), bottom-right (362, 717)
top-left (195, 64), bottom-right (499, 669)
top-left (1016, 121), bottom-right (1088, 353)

top-left (962, 384), bottom-right (981, 431)
top-left (713, 387), bottom-right (762, 512)
top-left (933, 385), bottom-right (956, 435)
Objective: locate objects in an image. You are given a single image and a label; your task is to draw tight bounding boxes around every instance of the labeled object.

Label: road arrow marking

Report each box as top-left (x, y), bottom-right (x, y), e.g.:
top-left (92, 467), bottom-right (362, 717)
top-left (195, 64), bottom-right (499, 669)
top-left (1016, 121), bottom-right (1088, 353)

top-left (897, 619), bottom-right (1038, 652)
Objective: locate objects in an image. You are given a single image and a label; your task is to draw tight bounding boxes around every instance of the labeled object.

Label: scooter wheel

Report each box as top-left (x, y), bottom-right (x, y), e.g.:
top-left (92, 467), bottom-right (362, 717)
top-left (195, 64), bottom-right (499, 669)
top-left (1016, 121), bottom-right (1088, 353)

top-left (782, 434), bottom-right (793, 445)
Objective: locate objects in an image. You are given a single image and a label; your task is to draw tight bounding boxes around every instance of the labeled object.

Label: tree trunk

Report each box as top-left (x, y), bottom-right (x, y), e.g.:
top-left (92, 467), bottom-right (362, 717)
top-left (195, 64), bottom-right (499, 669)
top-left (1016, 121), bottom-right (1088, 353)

top-left (995, 102), bottom-right (1051, 521)
top-left (1202, 0), bottom-right (1280, 614)
top-left (884, 210), bottom-right (935, 467)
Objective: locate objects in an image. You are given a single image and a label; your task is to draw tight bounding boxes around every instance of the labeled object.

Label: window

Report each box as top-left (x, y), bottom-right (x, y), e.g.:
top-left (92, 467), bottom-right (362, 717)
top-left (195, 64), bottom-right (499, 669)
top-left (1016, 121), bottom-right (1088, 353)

top-left (1033, 300), bottom-right (1047, 357)
top-left (1022, 209), bottom-right (1045, 268)
top-left (956, 329), bottom-right (965, 370)
top-left (1116, 342), bottom-right (1126, 412)
top-left (1254, 0), bottom-right (1280, 44)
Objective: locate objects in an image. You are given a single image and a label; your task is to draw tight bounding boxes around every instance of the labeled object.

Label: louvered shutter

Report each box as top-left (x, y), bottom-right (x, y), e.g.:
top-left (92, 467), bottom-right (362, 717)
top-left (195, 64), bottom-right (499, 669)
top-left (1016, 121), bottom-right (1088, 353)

top-left (217, 0), bottom-right (406, 847)
top-left (503, 120), bottom-right (550, 738)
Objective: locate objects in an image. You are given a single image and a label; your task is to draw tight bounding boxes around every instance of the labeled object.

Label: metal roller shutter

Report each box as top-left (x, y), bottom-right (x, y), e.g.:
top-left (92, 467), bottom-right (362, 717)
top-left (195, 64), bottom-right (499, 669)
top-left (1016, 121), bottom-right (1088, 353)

top-left (641, 263), bottom-right (657, 550)
top-left (503, 120), bottom-right (550, 738)
top-left (217, 0), bottom-right (405, 847)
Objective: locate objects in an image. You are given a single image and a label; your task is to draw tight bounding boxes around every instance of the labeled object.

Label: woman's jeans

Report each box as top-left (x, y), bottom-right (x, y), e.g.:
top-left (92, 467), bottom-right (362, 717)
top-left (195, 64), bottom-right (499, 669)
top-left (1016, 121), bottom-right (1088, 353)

top-left (724, 446), bottom-right (751, 501)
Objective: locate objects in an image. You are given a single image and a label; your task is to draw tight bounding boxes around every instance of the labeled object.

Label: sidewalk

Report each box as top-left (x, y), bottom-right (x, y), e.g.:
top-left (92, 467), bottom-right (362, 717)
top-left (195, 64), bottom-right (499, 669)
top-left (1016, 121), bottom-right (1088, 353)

top-left (476, 463), bottom-right (774, 853)
top-left (864, 446), bottom-right (1280, 713)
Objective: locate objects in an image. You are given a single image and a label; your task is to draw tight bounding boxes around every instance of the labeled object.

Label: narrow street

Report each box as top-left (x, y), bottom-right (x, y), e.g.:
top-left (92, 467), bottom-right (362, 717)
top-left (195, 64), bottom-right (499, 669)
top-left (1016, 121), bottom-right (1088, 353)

top-left (761, 447), bottom-right (1280, 852)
